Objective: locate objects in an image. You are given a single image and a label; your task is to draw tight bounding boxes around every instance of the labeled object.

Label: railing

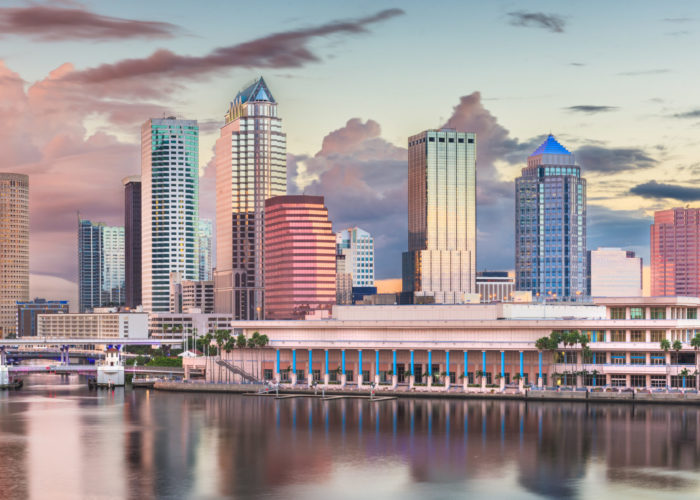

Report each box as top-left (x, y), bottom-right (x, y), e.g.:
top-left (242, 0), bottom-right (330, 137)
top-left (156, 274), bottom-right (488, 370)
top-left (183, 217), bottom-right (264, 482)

top-left (216, 359), bottom-right (261, 383)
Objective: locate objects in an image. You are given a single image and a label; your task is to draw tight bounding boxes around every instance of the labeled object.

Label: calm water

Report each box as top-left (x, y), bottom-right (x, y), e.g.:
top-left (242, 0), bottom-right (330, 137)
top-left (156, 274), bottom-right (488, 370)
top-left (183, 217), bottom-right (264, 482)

top-left (1, 375), bottom-right (700, 499)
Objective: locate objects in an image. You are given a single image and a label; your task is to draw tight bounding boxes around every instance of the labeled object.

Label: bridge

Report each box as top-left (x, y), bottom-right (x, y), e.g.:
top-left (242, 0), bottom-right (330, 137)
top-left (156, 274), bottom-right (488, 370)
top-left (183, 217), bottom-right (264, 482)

top-left (8, 365), bottom-right (184, 376)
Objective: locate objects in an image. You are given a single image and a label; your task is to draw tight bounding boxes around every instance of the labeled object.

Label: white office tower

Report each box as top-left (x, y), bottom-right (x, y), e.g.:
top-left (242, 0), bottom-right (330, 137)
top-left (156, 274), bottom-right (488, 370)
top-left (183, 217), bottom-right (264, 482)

top-left (141, 117), bottom-right (200, 312)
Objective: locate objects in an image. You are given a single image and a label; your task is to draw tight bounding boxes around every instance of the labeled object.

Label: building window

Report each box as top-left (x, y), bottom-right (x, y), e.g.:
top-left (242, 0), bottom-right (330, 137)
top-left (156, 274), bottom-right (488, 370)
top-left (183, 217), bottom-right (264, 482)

top-left (630, 355), bottom-right (645, 365)
top-left (264, 369), bottom-right (273, 380)
top-left (671, 375), bottom-right (696, 388)
top-left (611, 353), bottom-right (625, 365)
top-left (650, 330), bottom-right (665, 342)
top-left (610, 330), bottom-right (626, 342)
top-left (688, 308), bottom-right (697, 319)
top-left (630, 330), bottom-right (644, 342)
top-left (651, 354), bottom-right (666, 365)
top-left (610, 307), bottom-right (625, 319)
top-left (630, 375), bottom-right (646, 387)
top-left (630, 307), bottom-right (644, 319)
top-left (650, 307), bottom-right (666, 320)
top-left (611, 376), bottom-right (626, 387)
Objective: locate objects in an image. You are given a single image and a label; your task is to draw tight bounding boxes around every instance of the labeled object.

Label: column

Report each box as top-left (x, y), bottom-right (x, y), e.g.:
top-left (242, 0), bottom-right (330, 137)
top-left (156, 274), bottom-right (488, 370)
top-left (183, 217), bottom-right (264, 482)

top-left (391, 349), bottom-right (397, 388)
top-left (409, 350), bottom-right (415, 389)
top-left (375, 349), bottom-right (380, 385)
top-left (500, 351), bottom-right (505, 389)
top-left (291, 349), bottom-right (297, 386)
top-left (307, 349), bottom-right (313, 387)
top-left (482, 350), bottom-right (487, 388)
top-left (592, 353), bottom-right (596, 386)
top-left (427, 350), bottom-right (433, 389)
top-left (445, 350), bottom-right (450, 390)
top-left (341, 349), bottom-right (347, 387)
top-left (463, 350), bottom-right (469, 391)
top-left (358, 350), bottom-right (363, 387)
top-left (519, 351), bottom-right (525, 390)
top-left (275, 349), bottom-right (280, 383)
top-left (538, 351), bottom-right (543, 387)
top-left (324, 349), bottom-right (330, 386)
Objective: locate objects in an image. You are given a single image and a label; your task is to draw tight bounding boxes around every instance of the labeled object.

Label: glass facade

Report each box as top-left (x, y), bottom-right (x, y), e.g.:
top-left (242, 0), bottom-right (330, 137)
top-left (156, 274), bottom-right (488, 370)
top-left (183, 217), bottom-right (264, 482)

top-left (123, 176), bottom-right (142, 308)
top-left (78, 219), bottom-right (125, 312)
top-left (214, 77), bottom-right (286, 319)
top-left (515, 135), bottom-right (587, 300)
top-left (651, 208), bottom-right (700, 296)
top-left (141, 117), bottom-right (199, 312)
top-left (197, 218), bottom-right (213, 281)
top-left (336, 227), bottom-right (375, 287)
top-left (0, 173), bottom-right (29, 337)
top-left (402, 129), bottom-right (476, 303)
top-left (264, 195), bottom-right (335, 320)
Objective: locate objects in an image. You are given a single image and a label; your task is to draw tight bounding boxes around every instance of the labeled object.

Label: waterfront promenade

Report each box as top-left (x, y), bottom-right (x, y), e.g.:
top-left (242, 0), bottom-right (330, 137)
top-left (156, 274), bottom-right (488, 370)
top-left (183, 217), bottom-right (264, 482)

top-left (153, 380), bottom-right (700, 405)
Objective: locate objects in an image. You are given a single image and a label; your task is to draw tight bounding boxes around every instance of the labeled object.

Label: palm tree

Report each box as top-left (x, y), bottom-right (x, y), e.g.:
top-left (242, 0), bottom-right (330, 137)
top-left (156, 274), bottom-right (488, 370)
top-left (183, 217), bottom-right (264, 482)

top-left (691, 334), bottom-right (700, 388)
top-left (680, 368), bottom-right (690, 389)
top-left (673, 340), bottom-right (683, 365)
top-left (214, 330), bottom-right (231, 381)
top-left (202, 333), bottom-right (214, 381)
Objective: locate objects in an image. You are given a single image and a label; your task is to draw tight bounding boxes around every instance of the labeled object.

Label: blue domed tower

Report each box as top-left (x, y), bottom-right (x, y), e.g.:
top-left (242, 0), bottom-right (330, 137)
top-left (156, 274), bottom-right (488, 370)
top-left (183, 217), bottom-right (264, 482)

top-left (515, 135), bottom-right (587, 301)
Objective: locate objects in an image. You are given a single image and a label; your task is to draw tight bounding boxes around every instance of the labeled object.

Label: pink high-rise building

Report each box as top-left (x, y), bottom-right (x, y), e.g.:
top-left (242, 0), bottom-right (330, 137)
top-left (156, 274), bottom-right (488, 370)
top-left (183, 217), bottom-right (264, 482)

top-left (264, 195), bottom-right (336, 320)
top-left (651, 208), bottom-right (700, 297)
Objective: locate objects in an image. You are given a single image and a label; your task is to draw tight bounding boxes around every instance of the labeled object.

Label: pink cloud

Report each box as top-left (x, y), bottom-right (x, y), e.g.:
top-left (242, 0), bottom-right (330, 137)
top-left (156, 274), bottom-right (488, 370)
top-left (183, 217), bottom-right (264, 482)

top-left (0, 5), bottom-right (180, 41)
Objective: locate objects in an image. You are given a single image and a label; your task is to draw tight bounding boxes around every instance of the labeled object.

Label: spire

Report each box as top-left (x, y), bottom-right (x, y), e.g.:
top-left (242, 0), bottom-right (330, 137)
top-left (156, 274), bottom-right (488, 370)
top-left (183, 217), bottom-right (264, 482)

top-left (529, 134), bottom-right (572, 157)
top-left (234, 77), bottom-right (275, 104)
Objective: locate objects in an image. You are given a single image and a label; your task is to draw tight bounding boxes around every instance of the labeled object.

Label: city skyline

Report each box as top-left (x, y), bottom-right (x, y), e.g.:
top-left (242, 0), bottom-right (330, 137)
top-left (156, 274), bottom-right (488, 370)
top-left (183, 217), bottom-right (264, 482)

top-left (1, 2), bottom-right (699, 304)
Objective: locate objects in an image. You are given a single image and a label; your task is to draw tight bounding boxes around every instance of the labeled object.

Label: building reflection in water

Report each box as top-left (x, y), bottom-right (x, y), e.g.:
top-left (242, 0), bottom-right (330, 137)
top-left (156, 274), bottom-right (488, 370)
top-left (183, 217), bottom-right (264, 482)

top-left (3, 378), bottom-right (700, 498)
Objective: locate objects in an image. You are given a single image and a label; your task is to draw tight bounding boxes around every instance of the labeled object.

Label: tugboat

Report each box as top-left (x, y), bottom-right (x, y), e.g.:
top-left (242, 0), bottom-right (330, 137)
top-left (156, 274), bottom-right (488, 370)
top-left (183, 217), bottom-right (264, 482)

top-left (96, 348), bottom-right (125, 387)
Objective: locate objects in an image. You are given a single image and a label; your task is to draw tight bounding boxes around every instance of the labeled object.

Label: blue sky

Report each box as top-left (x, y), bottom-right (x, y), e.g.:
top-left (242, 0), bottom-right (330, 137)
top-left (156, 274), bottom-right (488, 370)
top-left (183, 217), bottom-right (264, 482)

top-left (2, 0), bottom-right (700, 301)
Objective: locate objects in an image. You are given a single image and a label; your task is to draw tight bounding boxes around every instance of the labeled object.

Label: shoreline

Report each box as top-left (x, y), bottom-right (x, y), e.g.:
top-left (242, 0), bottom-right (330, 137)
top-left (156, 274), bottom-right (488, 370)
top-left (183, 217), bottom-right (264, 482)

top-left (151, 382), bottom-right (700, 405)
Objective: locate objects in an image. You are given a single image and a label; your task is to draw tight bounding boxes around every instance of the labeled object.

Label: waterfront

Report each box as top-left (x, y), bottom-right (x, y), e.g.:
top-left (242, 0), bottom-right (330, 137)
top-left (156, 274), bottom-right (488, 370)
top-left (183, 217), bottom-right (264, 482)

top-left (0, 376), bottom-right (700, 498)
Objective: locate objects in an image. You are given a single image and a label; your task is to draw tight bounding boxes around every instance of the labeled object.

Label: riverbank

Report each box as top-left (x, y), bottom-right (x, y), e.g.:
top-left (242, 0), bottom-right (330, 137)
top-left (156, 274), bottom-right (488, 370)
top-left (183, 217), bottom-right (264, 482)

top-left (152, 382), bottom-right (700, 405)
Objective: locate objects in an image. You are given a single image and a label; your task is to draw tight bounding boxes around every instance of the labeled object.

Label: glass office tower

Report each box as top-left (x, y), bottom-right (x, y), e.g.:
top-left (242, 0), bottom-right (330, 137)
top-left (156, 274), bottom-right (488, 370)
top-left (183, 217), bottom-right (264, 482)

top-left (402, 129), bottom-right (477, 304)
top-left (78, 218), bottom-right (125, 312)
top-left (141, 117), bottom-right (199, 312)
top-left (123, 175), bottom-right (142, 308)
top-left (515, 134), bottom-right (587, 301)
top-left (215, 77), bottom-right (286, 319)
top-left (197, 218), bottom-right (213, 281)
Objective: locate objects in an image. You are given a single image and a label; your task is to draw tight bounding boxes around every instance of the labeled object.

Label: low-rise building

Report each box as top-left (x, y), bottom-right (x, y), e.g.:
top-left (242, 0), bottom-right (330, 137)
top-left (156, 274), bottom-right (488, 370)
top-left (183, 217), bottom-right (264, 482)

top-left (476, 271), bottom-right (515, 303)
top-left (220, 297), bottom-right (700, 389)
top-left (149, 313), bottom-right (233, 340)
top-left (37, 312), bottom-right (148, 339)
top-left (17, 299), bottom-right (69, 337)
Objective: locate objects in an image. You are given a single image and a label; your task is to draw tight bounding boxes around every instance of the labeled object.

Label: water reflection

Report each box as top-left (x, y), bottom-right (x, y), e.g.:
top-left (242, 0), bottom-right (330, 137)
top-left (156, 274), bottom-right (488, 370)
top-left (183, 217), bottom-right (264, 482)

top-left (1, 376), bottom-right (700, 498)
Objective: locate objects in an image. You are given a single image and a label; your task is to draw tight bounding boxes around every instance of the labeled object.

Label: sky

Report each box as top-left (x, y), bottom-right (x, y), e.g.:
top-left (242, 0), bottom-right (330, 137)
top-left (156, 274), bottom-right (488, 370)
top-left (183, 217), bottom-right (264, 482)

top-left (2, 0), bottom-right (700, 306)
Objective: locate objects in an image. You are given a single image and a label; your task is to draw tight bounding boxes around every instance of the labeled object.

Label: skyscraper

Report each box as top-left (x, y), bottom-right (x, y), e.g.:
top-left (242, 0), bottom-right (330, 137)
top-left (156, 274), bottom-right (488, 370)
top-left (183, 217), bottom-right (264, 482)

top-left (515, 134), bottom-right (587, 301)
top-left (215, 77), bottom-right (286, 319)
top-left (198, 218), bottom-right (213, 281)
top-left (123, 175), bottom-right (142, 308)
top-left (588, 247), bottom-right (642, 297)
top-left (0, 173), bottom-right (29, 337)
top-left (402, 129), bottom-right (476, 304)
top-left (336, 227), bottom-right (375, 287)
top-left (264, 195), bottom-right (335, 320)
top-left (78, 218), bottom-right (125, 312)
top-left (651, 208), bottom-right (700, 296)
top-left (141, 117), bottom-right (199, 312)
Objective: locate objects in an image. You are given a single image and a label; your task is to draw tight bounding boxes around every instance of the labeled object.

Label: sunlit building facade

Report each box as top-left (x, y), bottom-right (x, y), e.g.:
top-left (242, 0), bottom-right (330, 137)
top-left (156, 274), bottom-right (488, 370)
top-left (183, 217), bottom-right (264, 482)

top-left (264, 195), bottom-right (335, 320)
top-left (215, 77), bottom-right (286, 319)
top-left (0, 173), bottom-right (29, 337)
top-left (588, 247), bottom-right (642, 297)
top-left (141, 117), bottom-right (199, 312)
top-left (402, 129), bottom-right (477, 304)
top-left (515, 134), bottom-right (587, 301)
top-left (651, 208), bottom-right (700, 297)
top-left (336, 227), bottom-right (375, 287)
